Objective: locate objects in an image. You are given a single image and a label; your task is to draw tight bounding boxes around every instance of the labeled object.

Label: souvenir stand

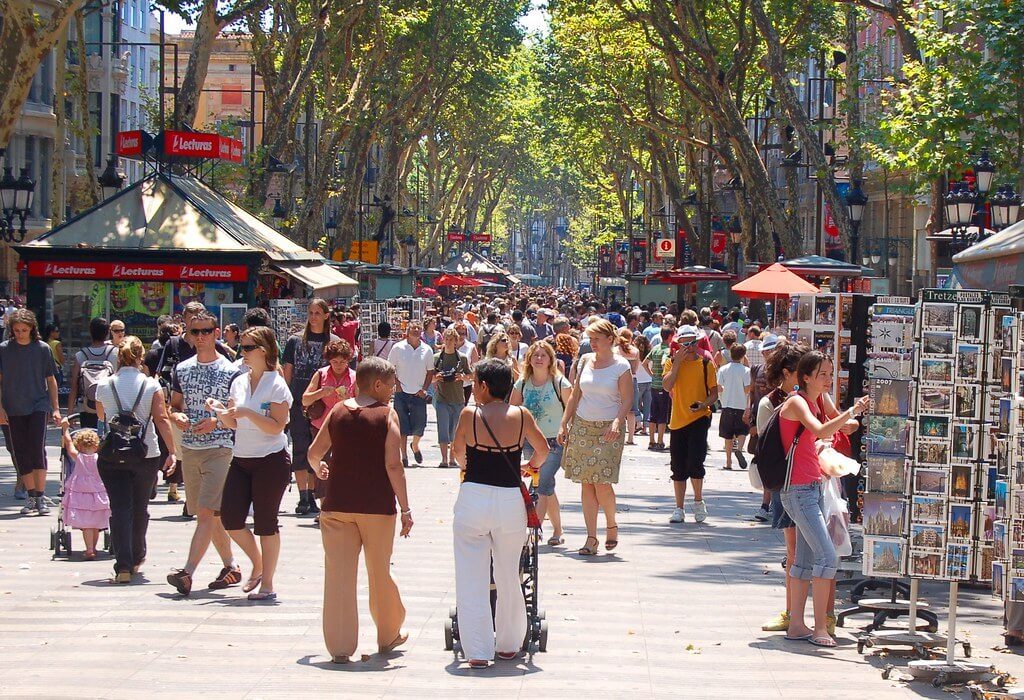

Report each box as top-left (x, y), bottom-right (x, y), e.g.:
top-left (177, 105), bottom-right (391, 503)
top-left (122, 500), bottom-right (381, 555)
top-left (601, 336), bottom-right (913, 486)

top-left (269, 298), bottom-right (311, 342)
top-left (990, 312), bottom-right (1023, 619)
top-left (856, 290), bottom-right (1010, 682)
top-left (358, 297), bottom-right (431, 357)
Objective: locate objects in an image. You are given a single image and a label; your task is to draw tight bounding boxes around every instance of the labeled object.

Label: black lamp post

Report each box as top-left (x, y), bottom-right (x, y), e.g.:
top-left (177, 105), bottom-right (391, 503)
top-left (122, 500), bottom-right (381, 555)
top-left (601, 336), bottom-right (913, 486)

top-left (98, 156), bottom-right (126, 200)
top-left (271, 197), bottom-right (287, 220)
top-left (845, 179), bottom-right (867, 264)
top-left (729, 215), bottom-right (742, 276)
top-left (944, 182), bottom-right (979, 252)
top-left (0, 149), bottom-right (36, 243)
top-left (990, 184), bottom-right (1021, 231)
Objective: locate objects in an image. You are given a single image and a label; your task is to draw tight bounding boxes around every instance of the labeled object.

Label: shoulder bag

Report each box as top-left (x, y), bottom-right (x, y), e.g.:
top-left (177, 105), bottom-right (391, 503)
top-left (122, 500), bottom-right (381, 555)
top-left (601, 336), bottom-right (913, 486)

top-left (476, 409), bottom-right (542, 530)
top-left (305, 367), bottom-right (330, 422)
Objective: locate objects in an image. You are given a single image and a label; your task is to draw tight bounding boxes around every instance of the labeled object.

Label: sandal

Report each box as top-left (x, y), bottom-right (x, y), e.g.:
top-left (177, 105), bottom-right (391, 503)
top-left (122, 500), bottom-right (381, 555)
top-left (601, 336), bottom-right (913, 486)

top-left (242, 575), bottom-right (263, 593)
top-left (166, 569), bottom-right (192, 596)
top-left (496, 651), bottom-right (518, 660)
top-left (247, 591), bottom-right (277, 602)
top-left (809, 635), bottom-right (836, 647)
top-left (546, 535), bottom-right (564, 546)
top-left (468, 659), bottom-right (489, 668)
top-left (379, 630), bottom-right (408, 653)
top-left (578, 536), bottom-right (600, 556)
top-left (208, 565), bottom-right (242, 590)
top-left (605, 525), bottom-right (619, 551)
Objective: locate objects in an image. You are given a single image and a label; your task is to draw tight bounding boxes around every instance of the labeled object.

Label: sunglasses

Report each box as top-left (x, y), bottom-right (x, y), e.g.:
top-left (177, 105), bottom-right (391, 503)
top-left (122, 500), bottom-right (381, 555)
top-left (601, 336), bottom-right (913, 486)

top-left (111, 329), bottom-right (125, 334)
top-left (190, 327), bottom-right (216, 336)
top-left (680, 339), bottom-right (698, 347)
top-left (239, 344), bottom-right (260, 353)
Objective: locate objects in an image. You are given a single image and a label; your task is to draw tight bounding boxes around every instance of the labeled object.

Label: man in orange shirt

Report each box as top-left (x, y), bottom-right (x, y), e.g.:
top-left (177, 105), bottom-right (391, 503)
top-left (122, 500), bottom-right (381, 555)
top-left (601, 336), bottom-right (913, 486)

top-left (662, 325), bottom-right (720, 524)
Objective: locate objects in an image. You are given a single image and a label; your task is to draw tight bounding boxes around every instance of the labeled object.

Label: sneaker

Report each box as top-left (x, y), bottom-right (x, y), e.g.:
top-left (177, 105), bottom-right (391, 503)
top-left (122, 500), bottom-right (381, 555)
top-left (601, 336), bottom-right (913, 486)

top-left (20, 496), bottom-right (37, 515)
top-left (307, 499), bottom-right (321, 515)
top-left (295, 500), bottom-right (311, 516)
top-left (36, 498), bottom-right (50, 515)
top-left (13, 486), bottom-right (28, 500)
top-left (669, 507), bottom-right (685, 523)
top-left (693, 501), bottom-right (708, 523)
top-left (761, 611), bottom-right (790, 632)
top-left (737, 452), bottom-right (748, 470)
top-left (754, 506), bottom-right (770, 522)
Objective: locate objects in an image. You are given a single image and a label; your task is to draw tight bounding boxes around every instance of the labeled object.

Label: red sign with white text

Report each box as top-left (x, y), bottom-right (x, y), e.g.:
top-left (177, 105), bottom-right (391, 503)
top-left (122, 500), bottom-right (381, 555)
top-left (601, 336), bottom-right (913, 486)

top-left (469, 232), bottom-right (491, 243)
top-left (28, 261), bottom-right (249, 281)
top-left (447, 232), bottom-right (467, 242)
top-left (163, 131), bottom-right (221, 159)
top-left (116, 131), bottom-right (144, 157)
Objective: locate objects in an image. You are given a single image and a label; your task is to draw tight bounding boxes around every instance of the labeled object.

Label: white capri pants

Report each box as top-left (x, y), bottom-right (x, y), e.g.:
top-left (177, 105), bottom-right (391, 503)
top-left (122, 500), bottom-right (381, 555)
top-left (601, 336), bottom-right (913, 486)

top-left (453, 481), bottom-right (528, 661)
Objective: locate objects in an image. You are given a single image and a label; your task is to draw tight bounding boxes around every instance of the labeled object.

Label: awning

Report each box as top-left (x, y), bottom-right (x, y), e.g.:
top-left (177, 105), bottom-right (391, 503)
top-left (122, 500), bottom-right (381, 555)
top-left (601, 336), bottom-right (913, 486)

top-left (778, 254), bottom-right (866, 278)
top-left (650, 266), bottom-right (734, 285)
top-left (434, 273), bottom-right (485, 287)
top-left (949, 219), bottom-right (1024, 291)
top-left (732, 262), bottom-right (820, 299)
top-left (272, 262), bottom-right (358, 298)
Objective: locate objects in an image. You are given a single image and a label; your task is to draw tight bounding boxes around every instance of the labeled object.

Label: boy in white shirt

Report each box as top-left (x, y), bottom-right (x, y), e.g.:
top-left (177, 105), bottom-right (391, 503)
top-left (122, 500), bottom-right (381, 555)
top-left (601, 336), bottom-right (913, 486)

top-left (716, 344), bottom-right (750, 470)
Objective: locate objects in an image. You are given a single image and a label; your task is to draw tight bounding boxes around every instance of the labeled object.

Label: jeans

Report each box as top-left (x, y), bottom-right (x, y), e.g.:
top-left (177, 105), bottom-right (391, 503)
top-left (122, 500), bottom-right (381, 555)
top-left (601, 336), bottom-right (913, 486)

top-left (523, 438), bottom-right (563, 496)
top-left (434, 399), bottom-right (461, 444)
top-left (636, 382), bottom-right (652, 422)
top-left (780, 481), bottom-right (837, 580)
top-left (393, 391), bottom-right (428, 437)
top-left (97, 457), bottom-right (160, 574)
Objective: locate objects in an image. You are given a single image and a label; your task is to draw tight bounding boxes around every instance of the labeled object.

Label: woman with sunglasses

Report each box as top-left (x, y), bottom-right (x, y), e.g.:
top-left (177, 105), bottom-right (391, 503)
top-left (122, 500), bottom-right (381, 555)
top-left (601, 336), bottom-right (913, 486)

top-left (485, 332), bottom-right (520, 381)
top-left (455, 324), bottom-right (479, 405)
top-left (214, 326), bottom-right (293, 601)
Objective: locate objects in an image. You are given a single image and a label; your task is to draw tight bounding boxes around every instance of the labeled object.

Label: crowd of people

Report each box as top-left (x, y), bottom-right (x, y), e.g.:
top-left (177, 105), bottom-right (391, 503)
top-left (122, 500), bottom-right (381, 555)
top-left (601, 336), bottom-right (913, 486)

top-left (1, 288), bottom-right (872, 664)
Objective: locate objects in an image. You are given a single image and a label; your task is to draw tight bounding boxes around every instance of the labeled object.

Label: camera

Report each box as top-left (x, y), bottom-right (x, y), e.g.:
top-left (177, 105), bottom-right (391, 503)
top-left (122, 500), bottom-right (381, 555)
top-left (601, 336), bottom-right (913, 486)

top-left (439, 368), bottom-right (459, 382)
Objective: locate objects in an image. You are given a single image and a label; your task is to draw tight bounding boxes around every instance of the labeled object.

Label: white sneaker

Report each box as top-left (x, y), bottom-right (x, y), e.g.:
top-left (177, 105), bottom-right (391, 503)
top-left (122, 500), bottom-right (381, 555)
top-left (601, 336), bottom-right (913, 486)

top-left (20, 496), bottom-right (37, 515)
top-left (669, 507), bottom-right (685, 523)
top-left (693, 501), bottom-right (708, 523)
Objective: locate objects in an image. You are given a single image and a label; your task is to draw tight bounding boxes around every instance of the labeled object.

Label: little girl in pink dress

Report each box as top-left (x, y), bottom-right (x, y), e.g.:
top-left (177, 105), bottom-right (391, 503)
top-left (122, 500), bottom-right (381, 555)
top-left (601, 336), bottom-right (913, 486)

top-left (60, 426), bottom-right (111, 559)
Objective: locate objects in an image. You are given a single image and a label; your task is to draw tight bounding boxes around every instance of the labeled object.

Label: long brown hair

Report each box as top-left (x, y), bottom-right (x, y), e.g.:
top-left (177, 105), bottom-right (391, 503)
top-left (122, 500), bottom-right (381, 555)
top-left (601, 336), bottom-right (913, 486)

top-left (302, 298), bottom-right (330, 343)
top-left (8, 308), bottom-right (39, 342)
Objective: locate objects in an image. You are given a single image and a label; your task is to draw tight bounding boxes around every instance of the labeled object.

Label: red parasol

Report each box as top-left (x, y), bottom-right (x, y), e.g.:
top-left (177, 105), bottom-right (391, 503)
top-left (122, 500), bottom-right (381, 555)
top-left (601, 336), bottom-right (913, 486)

top-left (731, 262), bottom-right (819, 299)
top-left (417, 287), bottom-right (439, 297)
top-left (433, 274), bottom-right (485, 288)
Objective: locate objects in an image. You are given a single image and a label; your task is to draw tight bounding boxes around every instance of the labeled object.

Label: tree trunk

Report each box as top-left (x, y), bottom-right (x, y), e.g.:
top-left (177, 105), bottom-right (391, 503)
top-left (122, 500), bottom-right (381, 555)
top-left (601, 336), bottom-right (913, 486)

top-left (0, 0), bottom-right (86, 149)
top-left (51, 32), bottom-right (68, 226)
top-left (173, 0), bottom-right (222, 130)
top-left (750, 0), bottom-right (852, 255)
top-left (74, 10), bottom-right (98, 207)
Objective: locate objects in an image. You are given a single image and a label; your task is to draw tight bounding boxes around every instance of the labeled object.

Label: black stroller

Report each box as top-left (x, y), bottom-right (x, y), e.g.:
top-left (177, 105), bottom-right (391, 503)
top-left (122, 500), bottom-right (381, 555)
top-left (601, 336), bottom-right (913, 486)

top-left (444, 474), bottom-right (549, 657)
top-left (49, 414), bottom-right (111, 558)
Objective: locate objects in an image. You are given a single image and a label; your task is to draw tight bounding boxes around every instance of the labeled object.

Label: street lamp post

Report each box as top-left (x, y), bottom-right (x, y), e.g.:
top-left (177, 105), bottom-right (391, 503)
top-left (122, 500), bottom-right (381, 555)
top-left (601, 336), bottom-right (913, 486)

top-left (0, 150), bottom-right (37, 244)
top-left (845, 178), bottom-right (867, 265)
top-left (98, 156), bottom-right (126, 200)
top-left (944, 182), bottom-right (980, 253)
top-left (990, 184), bottom-right (1021, 231)
top-left (729, 215), bottom-right (742, 277)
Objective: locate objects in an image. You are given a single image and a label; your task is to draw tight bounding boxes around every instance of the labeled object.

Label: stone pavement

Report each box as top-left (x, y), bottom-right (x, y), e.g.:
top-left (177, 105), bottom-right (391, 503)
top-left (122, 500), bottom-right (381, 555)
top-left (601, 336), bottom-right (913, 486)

top-left (1, 410), bottom-right (1022, 699)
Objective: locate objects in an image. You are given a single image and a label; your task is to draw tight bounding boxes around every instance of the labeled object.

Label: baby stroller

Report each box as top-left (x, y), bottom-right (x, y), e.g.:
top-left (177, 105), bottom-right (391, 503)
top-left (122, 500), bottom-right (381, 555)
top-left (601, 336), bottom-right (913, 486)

top-left (444, 472), bottom-right (549, 656)
top-left (49, 414), bottom-right (111, 558)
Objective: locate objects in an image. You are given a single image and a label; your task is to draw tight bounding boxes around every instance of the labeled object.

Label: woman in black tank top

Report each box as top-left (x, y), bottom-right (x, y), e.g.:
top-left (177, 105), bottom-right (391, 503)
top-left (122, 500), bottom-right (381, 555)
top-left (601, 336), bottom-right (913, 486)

top-left (449, 359), bottom-right (549, 667)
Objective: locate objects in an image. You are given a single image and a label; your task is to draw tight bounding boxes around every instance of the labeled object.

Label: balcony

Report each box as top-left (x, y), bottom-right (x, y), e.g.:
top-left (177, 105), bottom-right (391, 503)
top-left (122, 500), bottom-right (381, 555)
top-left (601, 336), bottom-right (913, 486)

top-left (85, 52), bottom-right (130, 95)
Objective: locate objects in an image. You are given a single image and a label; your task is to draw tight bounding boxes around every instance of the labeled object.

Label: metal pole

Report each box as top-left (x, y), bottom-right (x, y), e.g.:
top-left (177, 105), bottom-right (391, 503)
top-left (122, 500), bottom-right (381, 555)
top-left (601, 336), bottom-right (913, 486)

top-left (947, 581), bottom-right (957, 664)
top-left (249, 63), bottom-right (256, 156)
top-left (908, 577), bottom-right (919, 636)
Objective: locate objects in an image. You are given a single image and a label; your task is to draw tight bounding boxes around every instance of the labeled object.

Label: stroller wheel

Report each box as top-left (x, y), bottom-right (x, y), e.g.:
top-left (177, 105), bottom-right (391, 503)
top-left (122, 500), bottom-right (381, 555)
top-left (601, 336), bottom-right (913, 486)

top-left (449, 605), bottom-right (457, 621)
top-left (539, 620), bottom-right (549, 652)
top-left (103, 530), bottom-right (112, 551)
top-left (444, 618), bottom-right (454, 651)
top-left (60, 530), bottom-right (73, 557)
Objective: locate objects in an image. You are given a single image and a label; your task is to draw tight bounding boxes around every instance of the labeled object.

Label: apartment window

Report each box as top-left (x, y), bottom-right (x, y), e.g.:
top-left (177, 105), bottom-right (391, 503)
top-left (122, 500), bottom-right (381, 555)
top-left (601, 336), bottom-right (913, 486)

top-left (130, 101), bottom-right (138, 129)
top-left (139, 47), bottom-right (146, 86)
top-left (129, 46), bottom-right (137, 86)
top-left (120, 98), bottom-right (128, 130)
top-left (21, 136), bottom-right (53, 220)
top-left (228, 64), bottom-right (236, 72)
top-left (89, 92), bottom-right (102, 161)
top-left (27, 52), bottom-right (54, 106)
top-left (84, 9), bottom-right (101, 56)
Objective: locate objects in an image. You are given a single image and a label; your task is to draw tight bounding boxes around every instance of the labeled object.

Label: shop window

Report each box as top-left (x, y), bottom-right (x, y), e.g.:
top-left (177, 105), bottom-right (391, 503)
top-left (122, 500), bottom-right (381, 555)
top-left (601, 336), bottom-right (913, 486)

top-left (53, 280), bottom-right (108, 353)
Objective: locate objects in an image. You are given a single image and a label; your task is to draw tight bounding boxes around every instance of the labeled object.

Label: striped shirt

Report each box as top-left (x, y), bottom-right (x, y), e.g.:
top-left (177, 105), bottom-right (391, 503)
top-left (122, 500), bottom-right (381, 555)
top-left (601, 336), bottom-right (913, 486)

top-left (647, 345), bottom-right (670, 391)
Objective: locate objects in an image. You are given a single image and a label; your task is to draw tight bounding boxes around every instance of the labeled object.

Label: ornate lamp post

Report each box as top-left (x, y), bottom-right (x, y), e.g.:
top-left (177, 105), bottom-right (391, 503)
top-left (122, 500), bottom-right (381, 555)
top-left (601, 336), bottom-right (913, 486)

top-left (845, 179), bottom-right (868, 264)
top-left (990, 184), bottom-right (1021, 231)
top-left (98, 156), bottom-right (126, 200)
top-left (944, 182), bottom-right (979, 253)
top-left (0, 150), bottom-right (36, 243)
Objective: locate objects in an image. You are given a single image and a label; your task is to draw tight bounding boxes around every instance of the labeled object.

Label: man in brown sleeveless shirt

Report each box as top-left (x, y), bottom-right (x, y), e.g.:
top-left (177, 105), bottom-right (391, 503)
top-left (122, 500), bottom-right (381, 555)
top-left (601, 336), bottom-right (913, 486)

top-left (308, 356), bottom-right (413, 663)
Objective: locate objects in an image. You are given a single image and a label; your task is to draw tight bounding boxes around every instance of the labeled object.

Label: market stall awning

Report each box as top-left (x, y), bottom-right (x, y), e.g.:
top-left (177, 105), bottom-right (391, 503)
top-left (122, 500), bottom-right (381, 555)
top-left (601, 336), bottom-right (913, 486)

top-left (949, 219), bottom-right (1024, 291)
top-left (21, 172), bottom-right (318, 261)
top-left (650, 266), bottom-right (734, 285)
top-left (929, 225), bottom-right (995, 243)
top-left (442, 251), bottom-right (518, 284)
top-left (271, 262), bottom-right (357, 297)
top-left (732, 262), bottom-right (820, 299)
top-left (434, 273), bottom-right (485, 287)
top-left (779, 254), bottom-right (866, 278)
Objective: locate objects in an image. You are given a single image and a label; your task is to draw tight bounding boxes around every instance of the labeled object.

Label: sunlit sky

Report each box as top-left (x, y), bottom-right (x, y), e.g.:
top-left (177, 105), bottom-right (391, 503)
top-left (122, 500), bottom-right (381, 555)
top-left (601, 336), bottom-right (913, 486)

top-left (161, 1), bottom-right (549, 36)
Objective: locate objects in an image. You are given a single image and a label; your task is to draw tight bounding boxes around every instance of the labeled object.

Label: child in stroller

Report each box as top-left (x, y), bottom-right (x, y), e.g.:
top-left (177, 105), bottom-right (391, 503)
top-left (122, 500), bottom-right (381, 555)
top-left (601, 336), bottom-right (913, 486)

top-left (59, 422), bottom-right (110, 559)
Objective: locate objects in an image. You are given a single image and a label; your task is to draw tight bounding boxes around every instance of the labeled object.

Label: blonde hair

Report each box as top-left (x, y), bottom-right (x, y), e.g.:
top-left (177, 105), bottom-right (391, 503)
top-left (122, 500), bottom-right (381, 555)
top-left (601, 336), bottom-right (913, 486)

top-left (73, 429), bottom-right (101, 451)
top-left (241, 326), bottom-right (280, 369)
top-left (485, 332), bottom-right (510, 358)
top-left (117, 335), bottom-right (146, 368)
top-left (616, 327), bottom-right (634, 352)
top-left (521, 341), bottom-right (560, 384)
top-left (442, 326), bottom-right (461, 342)
top-left (585, 318), bottom-right (617, 339)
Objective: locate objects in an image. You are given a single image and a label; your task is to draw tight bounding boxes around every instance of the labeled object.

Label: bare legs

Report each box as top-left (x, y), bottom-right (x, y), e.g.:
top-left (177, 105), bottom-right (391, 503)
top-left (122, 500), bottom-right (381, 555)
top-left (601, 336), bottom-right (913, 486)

top-left (581, 483), bottom-right (617, 540)
top-left (536, 493), bottom-right (563, 539)
top-left (184, 506), bottom-right (234, 575)
top-left (227, 528), bottom-right (281, 595)
top-left (81, 527), bottom-right (99, 556)
top-left (786, 576), bottom-right (833, 640)
top-left (673, 478), bottom-right (703, 508)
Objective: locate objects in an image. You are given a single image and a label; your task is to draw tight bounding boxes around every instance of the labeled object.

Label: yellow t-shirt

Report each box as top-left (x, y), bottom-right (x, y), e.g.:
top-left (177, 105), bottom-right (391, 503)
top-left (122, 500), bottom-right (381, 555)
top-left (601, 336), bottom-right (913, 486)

top-left (664, 356), bottom-right (718, 430)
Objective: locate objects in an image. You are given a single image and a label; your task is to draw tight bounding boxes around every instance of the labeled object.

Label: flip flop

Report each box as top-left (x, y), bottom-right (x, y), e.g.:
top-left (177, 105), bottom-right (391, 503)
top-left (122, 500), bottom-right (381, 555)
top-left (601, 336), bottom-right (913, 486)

top-left (247, 591), bottom-right (277, 602)
top-left (809, 635), bottom-right (836, 647)
top-left (546, 535), bottom-right (564, 546)
top-left (784, 633), bottom-right (812, 641)
top-left (242, 575), bottom-right (263, 593)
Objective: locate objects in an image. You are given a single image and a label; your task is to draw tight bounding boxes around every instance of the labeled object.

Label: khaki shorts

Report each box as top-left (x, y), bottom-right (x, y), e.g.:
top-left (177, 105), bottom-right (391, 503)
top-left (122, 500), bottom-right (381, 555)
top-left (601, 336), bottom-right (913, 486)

top-left (181, 446), bottom-right (232, 515)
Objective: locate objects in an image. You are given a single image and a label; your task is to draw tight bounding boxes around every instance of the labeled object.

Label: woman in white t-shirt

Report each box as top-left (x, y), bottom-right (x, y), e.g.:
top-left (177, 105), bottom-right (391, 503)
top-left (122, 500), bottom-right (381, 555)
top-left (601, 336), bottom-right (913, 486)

top-left (558, 319), bottom-right (633, 555)
top-left (506, 324), bottom-right (529, 364)
top-left (214, 326), bottom-right (293, 601)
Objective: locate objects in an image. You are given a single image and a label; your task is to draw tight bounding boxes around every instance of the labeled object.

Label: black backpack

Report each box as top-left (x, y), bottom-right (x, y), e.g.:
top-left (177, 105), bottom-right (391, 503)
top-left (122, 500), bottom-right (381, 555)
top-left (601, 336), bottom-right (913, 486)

top-left (755, 402), bottom-right (805, 490)
top-left (98, 382), bottom-right (150, 466)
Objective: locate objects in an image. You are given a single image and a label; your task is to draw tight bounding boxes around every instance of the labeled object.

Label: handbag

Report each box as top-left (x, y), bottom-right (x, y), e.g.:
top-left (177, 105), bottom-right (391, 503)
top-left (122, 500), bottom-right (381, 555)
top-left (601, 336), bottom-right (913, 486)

top-left (476, 409), bottom-right (543, 530)
top-left (304, 367), bottom-right (329, 422)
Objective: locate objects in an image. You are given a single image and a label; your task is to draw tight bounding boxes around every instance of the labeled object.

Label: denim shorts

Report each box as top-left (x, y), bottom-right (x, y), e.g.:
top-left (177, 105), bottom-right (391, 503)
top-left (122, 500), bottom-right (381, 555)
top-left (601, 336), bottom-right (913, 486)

top-left (780, 481), bottom-right (837, 580)
top-left (770, 489), bottom-right (794, 529)
top-left (393, 391), bottom-right (427, 437)
top-left (523, 438), bottom-right (563, 497)
top-left (434, 399), bottom-right (462, 444)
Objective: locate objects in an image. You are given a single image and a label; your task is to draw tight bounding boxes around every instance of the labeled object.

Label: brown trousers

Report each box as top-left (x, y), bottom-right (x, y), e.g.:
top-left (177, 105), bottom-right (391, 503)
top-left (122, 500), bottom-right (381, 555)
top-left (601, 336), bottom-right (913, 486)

top-left (320, 511), bottom-right (406, 658)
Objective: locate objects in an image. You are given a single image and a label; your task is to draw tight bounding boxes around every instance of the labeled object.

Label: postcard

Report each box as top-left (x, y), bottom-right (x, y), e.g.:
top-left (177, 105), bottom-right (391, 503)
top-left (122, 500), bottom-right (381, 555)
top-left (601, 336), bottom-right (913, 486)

top-left (872, 379), bottom-right (911, 416)
top-left (918, 415), bottom-right (949, 439)
top-left (912, 495), bottom-right (946, 524)
top-left (916, 439), bottom-right (950, 467)
top-left (955, 344), bottom-right (982, 382)
top-left (909, 549), bottom-right (945, 578)
top-left (922, 303), bottom-right (956, 330)
top-left (867, 456), bottom-right (907, 494)
top-left (920, 358), bottom-right (954, 384)
top-left (863, 493), bottom-right (906, 536)
top-left (994, 562), bottom-right (1006, 599)
top-left (959, 305), bottom-right (984, 340)
top-left (922, 331), bottom-right (955, 356)
top-left (919, 387), bottom-right (953, 414)
top-left (865, 537), bottom-right (904, 577)
top-left (954, 384), bottom-right (980, 420)
top-left (911, 523), bottom-right (945, 548)
top-left (946, 542), bottom-right (971, 580)
top-left (951, 425), bottom-right (978, 461)
top-left (948, 503), bottom-right (973, 540)
top-left (815, 297), bottom-right (837, 325)
top-left (866, 415), bottom-right (908, 455)
top-left (950, 464), bottom-right (972, 499)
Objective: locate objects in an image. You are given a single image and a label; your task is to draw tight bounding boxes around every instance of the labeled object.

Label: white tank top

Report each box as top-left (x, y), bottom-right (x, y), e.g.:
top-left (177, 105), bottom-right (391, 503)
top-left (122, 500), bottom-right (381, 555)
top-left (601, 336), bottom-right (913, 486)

top-left (576, 355), bottom-right (631, 421)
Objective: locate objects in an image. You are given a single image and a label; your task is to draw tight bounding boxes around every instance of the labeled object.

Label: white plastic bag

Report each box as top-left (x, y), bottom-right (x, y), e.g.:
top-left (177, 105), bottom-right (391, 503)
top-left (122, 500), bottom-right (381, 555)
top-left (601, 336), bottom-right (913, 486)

top-left (822, 476), bottom-right (852, 557)
top-left (748, 458), bottom-right (763, 490)
top-left (818, 445), bottom-right (861, 477)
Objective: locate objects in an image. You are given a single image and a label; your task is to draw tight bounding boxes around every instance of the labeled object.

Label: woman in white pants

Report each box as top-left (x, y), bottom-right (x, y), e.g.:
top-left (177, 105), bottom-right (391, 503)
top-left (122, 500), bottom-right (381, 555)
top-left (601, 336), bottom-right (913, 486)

top-left (451, 358), bottom-right (549, 667)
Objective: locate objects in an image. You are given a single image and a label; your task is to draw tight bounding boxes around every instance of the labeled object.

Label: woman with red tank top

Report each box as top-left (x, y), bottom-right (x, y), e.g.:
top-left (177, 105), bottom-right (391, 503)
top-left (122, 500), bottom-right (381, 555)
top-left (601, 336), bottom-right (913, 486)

top-left (307, 356), bottom-right (413, 664)
top-left (778, 350), bottom-right (870, 648)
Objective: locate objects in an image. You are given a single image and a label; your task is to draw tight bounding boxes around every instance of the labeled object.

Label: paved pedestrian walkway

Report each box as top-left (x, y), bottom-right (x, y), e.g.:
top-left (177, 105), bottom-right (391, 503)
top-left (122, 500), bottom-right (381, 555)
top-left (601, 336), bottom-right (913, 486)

top-left (0, 411), bottom-right (1020, 698)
